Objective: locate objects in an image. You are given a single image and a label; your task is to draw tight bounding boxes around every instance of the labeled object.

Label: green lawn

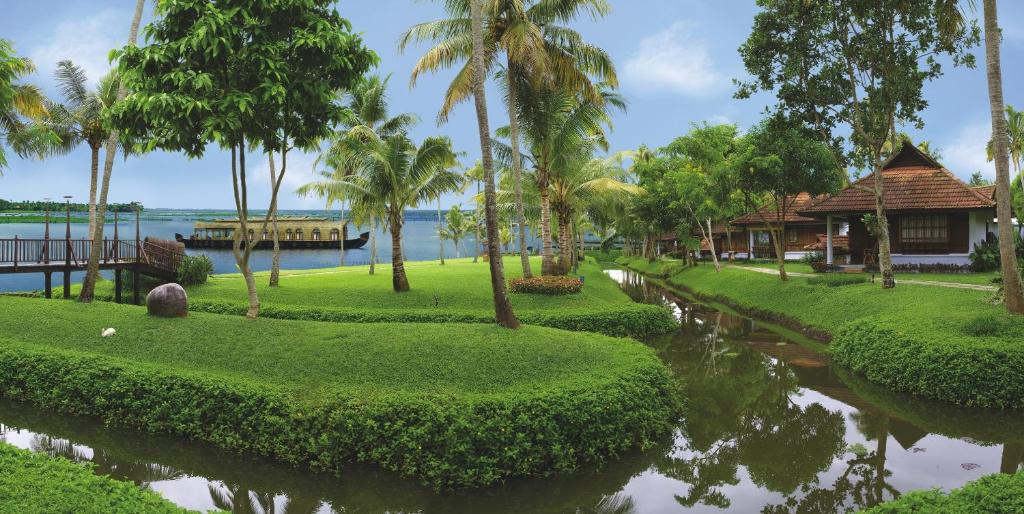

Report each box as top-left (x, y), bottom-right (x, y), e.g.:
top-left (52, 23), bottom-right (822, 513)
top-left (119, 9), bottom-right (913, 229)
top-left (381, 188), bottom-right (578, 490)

top-left (618, 256), bottom-right (1024, 409)
top-left (0, 443), bottom-right (199, 513)
top-left (727, 261), bottom-right (999, 285)
top-left (0, 296), bottom-right (680, 488)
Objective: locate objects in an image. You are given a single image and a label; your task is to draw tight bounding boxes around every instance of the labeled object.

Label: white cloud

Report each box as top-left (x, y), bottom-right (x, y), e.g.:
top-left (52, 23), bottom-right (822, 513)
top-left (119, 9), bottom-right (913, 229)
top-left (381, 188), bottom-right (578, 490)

top-left (28, 9), bottom-right (126, 87)
top-left (248, 151), bottom-right (324, 210)
top-left (623, 21), bottom-right (723, 97)
top-left (942, 122), bottom-right (993, 180)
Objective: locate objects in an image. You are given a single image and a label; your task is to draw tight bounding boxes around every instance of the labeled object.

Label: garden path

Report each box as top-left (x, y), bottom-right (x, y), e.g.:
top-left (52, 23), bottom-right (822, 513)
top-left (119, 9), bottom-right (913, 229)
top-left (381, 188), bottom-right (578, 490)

top-left (728, 265), bottom-right (998, 292)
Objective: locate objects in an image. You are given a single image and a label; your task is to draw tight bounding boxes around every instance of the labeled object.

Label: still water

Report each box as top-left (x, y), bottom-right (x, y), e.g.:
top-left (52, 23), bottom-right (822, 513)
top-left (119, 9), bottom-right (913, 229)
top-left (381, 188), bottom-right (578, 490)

top-left (0, 209), bottom-right (526, 292)
top-left (1, 268), bottom-right (1022, 513)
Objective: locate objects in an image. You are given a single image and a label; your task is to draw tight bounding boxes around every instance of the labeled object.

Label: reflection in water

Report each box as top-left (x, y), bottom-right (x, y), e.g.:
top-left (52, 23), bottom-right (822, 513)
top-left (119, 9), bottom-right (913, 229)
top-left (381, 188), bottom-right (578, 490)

top-left (2, 267), bottom-right (1024, 513)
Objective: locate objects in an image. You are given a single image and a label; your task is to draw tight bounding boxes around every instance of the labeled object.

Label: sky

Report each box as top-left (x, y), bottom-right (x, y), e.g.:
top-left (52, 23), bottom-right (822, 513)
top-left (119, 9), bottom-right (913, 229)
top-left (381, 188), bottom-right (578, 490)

top-left (2, 0), bottom-right (1023, 210)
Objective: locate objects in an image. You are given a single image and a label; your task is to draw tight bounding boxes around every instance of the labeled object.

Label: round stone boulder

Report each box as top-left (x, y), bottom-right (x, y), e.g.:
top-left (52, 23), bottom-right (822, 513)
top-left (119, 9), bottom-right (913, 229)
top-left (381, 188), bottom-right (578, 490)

top-left (146, 283), bottom-right (188, 318)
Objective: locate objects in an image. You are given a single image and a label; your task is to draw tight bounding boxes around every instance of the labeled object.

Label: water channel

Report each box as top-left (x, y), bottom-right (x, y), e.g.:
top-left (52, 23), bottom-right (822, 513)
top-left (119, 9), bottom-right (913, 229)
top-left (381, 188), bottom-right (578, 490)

top-left (2, 267), bottom-right (1022, 513)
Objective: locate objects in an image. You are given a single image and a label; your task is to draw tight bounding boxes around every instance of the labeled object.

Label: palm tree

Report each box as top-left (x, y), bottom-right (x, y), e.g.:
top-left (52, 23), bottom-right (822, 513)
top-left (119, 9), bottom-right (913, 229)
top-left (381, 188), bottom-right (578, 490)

top-left (467, 0), bottom-right (520, 327)
top-left (78, 0), bottom-right (146, 303)
top-left (400, 0), bottom-right (618, 280)
top-left (987, 105), bottom-right (1024, 214)
top-left (0, 40), bottom-right (51, 173)
top-left (440, 204), bottom-right (474, 257)
top-left (513, 80), bottom-right (623, 274)
top-left (302, 133), bottom-right (460, 291)
top-left (981, 0), bottom-right (1024, 314)
top-left (45, 62), bottom-right (121, 236)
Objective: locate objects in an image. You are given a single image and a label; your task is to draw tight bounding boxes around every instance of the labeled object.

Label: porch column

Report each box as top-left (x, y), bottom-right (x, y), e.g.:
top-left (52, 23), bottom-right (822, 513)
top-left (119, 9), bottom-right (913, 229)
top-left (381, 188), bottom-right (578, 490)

top-left (748, 230), bottom-right (755, 258)
top-left (826, 215), bottom-right (834, 265)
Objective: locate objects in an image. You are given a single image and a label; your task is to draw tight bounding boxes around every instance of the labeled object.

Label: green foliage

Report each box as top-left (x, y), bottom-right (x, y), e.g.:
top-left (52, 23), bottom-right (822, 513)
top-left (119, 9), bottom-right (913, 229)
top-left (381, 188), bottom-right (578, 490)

top-left (176, 254), bottom-right (213, 287)
top-left (0, 443), bottom-right (199, 513)
top-left (0, 199), bottom-right (141, 213)
top-left (587, 249), bottom-right (622, 262)
top-left (0, 39), bottom-right (53, 170)
top-left (509, 276), bottom-right (583, 295)
top-left (0, 297), bottom-right (681, 489)
top-left (860, 472), bottom-right (1024, 514)
top-left (805, 274), bottom-right (866, 287)
top-left (619, 259), bottom-right (1024, 408)
top-left (970, 235), bottom-right (1024, 272)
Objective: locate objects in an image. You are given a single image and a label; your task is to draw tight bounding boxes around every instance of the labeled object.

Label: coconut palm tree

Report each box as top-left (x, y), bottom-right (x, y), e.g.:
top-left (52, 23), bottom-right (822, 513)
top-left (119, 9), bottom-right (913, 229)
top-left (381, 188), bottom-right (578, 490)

top-left (400, 0), bottom-right (618, 280)
top-left (45, 62), bottom-right (121, 236)
top-left (0, 40), bottom-right (51, 173)
top-left (78, 0), bottom-right (146, 303)
top-left (440, 204), bottom-right (474, 257)
top-left (513, 80), bottom-right (624, 274)
top-left (302, 133), bottom-right (460, 291)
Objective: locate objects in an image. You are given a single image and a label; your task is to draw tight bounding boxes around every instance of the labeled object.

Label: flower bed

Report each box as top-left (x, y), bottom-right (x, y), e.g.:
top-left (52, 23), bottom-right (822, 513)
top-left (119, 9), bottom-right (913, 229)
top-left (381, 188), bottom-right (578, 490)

top-left (509, 276), bottom-right (583, 295)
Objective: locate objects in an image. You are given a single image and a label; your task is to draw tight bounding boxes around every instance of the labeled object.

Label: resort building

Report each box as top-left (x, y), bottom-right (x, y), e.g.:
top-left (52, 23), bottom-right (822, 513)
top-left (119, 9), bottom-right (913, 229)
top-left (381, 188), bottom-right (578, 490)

top-left (799, 142), bottom-right (998, 267)
top-left (731, 193), bottom-right (844, 260)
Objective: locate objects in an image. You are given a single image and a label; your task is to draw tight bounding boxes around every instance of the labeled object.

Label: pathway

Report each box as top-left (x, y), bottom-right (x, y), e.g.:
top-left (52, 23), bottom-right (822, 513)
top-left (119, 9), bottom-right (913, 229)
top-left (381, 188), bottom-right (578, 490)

top-left (728, 265), bottom-right (998, 292)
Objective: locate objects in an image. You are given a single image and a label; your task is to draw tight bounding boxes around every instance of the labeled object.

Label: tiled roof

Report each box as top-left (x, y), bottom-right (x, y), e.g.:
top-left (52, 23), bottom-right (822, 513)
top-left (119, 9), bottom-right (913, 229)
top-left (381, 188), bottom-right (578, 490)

top-left (803, 234), bottom-right (849, 251)
top-left (732, 192), bottom-right (826, 225)
top-left (802, 167), bottom-right (995, 214)
top-left (802, 142), bottom-right (995, 214)
top-left (973, 185), bottom-right (996, 200)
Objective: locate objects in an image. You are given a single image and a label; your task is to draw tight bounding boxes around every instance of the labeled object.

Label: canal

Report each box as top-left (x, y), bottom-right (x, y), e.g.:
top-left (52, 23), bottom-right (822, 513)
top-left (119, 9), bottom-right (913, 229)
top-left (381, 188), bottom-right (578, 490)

top-left (1, 267), bottom-right (1021, 513)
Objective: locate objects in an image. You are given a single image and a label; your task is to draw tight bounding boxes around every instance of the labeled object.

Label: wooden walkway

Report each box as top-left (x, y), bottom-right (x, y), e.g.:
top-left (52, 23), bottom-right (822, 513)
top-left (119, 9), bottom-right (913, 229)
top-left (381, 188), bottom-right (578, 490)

top-left (0, 236), bottom-right (183, 302)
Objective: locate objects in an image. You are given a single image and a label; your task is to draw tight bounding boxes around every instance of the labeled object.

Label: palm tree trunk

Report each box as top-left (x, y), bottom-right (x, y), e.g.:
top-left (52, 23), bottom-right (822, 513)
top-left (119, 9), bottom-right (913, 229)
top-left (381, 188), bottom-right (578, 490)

top-left (369, 214), bottom-right (377, 275)
top-left (984, 0), bottom-right (1024, 313)
top-left (78, 0), bottom-right (145, 303)
top-left (437, 196), bottom-right (445, 264)
top-left (473, 214), bottom-right (480, 263)
top-left (556, 210), bottom-right (571, 275)
top-left (88, 145), bottom-right (99, 238)
top-left (506, 63), bottom-right (533, 279)
top-left (539, 178), bottom-right (555, 275)
top-left (268, 152), bottom-right (281, 286)
top-left (469, 0), bottom-right (519, 328)
top-left (338, 200), bottom-right (345, 268)
top-left (390, 212), bottom-right (409, 292)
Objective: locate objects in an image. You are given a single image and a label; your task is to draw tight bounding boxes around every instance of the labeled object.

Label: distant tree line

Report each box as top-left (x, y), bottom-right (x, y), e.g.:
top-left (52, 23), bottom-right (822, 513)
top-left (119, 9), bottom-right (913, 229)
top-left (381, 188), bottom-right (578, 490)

top-left (0, 199), bottom-right (142, 213)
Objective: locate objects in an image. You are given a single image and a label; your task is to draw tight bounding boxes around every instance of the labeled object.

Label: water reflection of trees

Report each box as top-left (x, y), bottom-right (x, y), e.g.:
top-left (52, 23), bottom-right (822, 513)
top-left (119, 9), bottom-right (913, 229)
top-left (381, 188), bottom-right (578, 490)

top-left (651, 310), bottom-right (847, 510)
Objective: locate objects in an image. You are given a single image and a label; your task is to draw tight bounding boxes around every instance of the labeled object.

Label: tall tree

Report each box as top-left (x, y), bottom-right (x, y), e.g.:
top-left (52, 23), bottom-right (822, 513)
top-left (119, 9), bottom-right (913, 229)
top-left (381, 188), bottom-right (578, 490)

top-left (981, 0), bottom-right (1024, 313)
top-left (46, 62), bottom-right (121, 237)
top-left (110, 0), bottom-right (374, 316)
top-left (987, 105), bottom-right (1024, 215)
top-left (469, 0), bottom-right (519, 327)
top-left (401, 0), bottom-right (617, 280)
top-left (78, 0), bottom-right (145, 303)
top-left (738, 0), bottom-right (979, 289)
top-left (735, 117), bottom-right (842, 281)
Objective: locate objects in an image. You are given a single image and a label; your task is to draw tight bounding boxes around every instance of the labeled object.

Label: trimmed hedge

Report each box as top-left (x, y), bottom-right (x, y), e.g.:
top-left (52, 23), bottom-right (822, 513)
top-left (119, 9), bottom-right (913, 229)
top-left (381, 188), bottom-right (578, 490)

top-left (188, 299), bottom-right (678, 339)
top-left (860, 472), bottom-right (1024, 513)
top-left (0, 298), bottom-right (682, 490)
top-left (509, 276), bottom-right (583, 295)
top-left (0, 442), bottom-right (199, 513)
top-left (806, 274), bottom-right (867, 287)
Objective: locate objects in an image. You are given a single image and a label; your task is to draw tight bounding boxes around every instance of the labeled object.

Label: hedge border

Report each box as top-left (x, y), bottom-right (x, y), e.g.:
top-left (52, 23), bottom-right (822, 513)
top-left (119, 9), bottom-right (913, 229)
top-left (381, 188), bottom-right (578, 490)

top-left (859, 472), bottom-right (1024, 513)
top-left (0, 337), bottom-right (682, 490)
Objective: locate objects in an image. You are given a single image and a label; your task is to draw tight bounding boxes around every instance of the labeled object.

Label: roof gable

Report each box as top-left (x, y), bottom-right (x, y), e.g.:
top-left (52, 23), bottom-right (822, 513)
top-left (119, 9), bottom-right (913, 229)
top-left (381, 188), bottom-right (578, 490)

top-left (881, 141), bottom-right (943, 170)
top-left (733, 192), bottom-right (826, 225)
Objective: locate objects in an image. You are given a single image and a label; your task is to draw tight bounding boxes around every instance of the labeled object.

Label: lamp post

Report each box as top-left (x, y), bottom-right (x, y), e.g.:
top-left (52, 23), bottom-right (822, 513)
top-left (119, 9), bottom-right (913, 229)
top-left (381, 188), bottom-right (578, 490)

top-left (42, 197), bottom-right (51, 263)
top-left (62, 195), bottom-right (72, 299)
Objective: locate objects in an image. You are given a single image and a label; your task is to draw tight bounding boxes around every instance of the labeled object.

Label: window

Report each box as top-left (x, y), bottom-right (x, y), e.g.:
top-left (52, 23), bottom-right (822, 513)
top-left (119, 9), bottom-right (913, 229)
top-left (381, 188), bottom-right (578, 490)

top-left (247, 229), bottom-right (255, 241)
top-left (285, 229), bottom-right (293, 241)
top-left (900, 214), bottom-right (948, 250)
top-left (330, 228), bottom-right (340, 241)
top-left (312, 229), bottom-right (321, 241)
top-left (788, 230), bottom-right (798, 243)
top-left (262, 229), bottom-right (269, 240)
top-left (295, 229), bottom-right (304, 240)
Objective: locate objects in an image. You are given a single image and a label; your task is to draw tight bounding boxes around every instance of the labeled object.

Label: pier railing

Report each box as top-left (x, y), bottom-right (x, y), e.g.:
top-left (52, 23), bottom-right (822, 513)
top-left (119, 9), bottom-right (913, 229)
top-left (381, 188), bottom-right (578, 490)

top-left (0, 238), bottom-right (181, 274)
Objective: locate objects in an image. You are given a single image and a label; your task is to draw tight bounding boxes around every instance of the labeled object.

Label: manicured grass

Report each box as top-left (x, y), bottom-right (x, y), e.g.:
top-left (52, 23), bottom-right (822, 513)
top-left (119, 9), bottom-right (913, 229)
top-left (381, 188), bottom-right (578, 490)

top-left (176, 257), bottom-right (677, 338)
top-left (897, 271), bottom-right (1001, 285)
top-left (860, 472), bottom-right (1024, 513)
top-left (0, 296), bottom-right (681, 488)
top-left (729, 261), bottom-right (815, 274)
top-left (0, 442), bottom-right (199, 513)
top-left (617, 256), bottom-right (1024, 409)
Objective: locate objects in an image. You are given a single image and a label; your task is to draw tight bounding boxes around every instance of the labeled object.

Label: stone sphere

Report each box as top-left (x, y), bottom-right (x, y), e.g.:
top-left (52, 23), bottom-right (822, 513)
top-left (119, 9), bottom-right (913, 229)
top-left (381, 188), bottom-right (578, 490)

top-left (146, 283), bottom-right (188, 318)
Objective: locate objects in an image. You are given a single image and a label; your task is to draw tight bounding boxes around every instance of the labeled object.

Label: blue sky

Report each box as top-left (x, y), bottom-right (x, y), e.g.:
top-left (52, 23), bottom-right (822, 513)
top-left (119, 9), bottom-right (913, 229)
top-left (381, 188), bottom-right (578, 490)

top-left (2, 1), bottom-right (1023, 209)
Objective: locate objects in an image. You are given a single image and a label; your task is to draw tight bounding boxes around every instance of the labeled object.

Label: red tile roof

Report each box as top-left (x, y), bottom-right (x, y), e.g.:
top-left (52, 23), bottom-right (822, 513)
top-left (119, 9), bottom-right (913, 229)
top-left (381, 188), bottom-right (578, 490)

top-left (732, 192), bottom-right (827, 225)
top-left (801, 143), bottom-right (995, 215)
top-left (803, 234), bottom-right (849, 252)
top-left (973, 185), bottom-right (996, 200)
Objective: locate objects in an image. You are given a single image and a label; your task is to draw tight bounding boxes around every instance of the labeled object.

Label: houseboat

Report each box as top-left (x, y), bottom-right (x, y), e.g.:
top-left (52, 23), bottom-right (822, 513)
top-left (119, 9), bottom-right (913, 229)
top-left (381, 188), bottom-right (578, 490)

top-left (175, 216), bottom-right (369, 250)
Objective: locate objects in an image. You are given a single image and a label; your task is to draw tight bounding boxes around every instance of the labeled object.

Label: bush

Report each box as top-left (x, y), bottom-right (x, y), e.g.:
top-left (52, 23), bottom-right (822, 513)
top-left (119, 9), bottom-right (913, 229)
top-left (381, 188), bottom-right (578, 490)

top-left (810, 262), bottom-right (842, 273)
top-left (176, 254), bottom-right (213, 286)
top-left (0, 443), bottom-right (195, 513)
top-left (860, 472), bottom-right (1024, 513)
top-left (0, 298), bottom-right (682, 489)
top-left (961, 314), bottom-right (1024, 338)
top-left (801, 250), bottom-right (825, 264)
top-left (806, 274), bottom-right (867, 287)
top-left (509, 276), bottom-right (583, 295)
top-left (587, 249), bottom-right (622, 262)
top-left (831, 316), bottom-right (1024, 409)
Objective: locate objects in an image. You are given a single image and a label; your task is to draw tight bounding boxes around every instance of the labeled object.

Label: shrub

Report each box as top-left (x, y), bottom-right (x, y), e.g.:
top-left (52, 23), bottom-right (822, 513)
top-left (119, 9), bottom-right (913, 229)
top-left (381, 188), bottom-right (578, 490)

top-left (810, 262), bottom-right (842, 273)
top-left (0, 443), bottom-right (195, 513)
top-left (509, 276), bottom-right (583, 295)
top-left (587, 249), bottom-right (622, 262)
top-left (961, 314), bottom-right (1024, 338)
top-left (176, 254), bottom-right (213, 286)
top-left (970, 239), bottom-right (1002, 272)
top-left (860, 472), bottom-right (1024, 513)
top-left (806, 274), bottom-right (867, 287)
top-left (801, 251), bottom-right (825, 264)
top-left (892, 262), bottom-right (972, 274)
top-left (0, 298), bottom-right (683, 490)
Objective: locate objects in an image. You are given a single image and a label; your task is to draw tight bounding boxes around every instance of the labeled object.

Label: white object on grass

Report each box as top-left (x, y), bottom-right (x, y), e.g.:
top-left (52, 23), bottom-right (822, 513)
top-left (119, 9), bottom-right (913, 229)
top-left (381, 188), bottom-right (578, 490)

top-left (101, 328), bottom-right (116, 338)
